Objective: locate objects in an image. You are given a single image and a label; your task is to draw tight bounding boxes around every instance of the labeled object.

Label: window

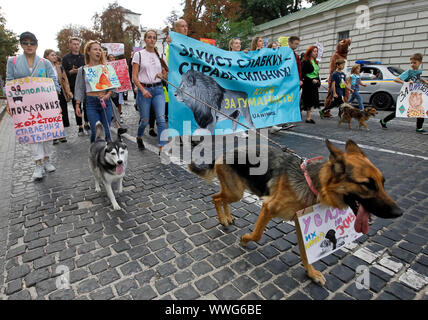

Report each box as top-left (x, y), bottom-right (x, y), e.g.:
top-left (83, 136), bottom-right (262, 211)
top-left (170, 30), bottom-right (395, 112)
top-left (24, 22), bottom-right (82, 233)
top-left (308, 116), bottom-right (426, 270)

top-left (338, 31), bottom-right (350, 42)
top-left (387, 66), bottom-right (405, 77)
top-left (361, 67), bottom-right (383, 80)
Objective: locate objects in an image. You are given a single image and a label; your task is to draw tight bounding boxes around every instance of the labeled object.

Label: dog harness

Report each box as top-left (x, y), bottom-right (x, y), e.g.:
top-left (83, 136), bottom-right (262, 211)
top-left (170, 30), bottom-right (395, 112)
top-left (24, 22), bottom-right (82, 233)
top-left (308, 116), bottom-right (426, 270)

top-left (300, 156), bottom-right (323, 196)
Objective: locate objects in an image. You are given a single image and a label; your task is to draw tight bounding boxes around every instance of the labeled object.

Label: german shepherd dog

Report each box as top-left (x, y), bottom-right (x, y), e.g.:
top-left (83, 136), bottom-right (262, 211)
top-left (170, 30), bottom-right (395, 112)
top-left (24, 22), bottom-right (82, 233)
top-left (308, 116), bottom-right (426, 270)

top-left (338, 103), bottom-right (378, 131)
top-left (89, 122), bottom-right (128, 210)
top-left (188, 140), bottom-right (402, 285)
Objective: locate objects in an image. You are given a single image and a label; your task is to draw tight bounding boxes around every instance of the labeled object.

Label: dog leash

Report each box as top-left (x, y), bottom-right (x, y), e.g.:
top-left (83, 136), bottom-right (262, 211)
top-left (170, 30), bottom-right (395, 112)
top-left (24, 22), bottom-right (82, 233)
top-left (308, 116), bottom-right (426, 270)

top-left (159, 76), bottom-right (305, 161)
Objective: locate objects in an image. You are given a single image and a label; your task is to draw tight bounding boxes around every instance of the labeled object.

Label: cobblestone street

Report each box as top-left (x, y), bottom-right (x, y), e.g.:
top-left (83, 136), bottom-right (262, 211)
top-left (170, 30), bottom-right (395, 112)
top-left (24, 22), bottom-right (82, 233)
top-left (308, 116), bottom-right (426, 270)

top-left (0, 97), bottom-right (427, 300)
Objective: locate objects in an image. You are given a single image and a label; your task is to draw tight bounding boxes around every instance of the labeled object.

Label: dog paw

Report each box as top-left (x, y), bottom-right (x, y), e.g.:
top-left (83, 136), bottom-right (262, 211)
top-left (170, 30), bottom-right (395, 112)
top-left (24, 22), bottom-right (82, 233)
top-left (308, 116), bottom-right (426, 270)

top-left (240, 234), bottom-right (251, 247)
top-left (307, 266), bottom-right (326, 286)
top-left (112, 203), bottom-right (122, 211)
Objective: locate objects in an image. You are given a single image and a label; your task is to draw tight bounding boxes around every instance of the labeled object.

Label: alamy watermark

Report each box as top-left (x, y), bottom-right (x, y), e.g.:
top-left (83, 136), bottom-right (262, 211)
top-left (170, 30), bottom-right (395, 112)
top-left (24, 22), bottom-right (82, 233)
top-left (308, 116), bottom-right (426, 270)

top-left (55, 265), bottom-right (70, 290)
top-left (159, 121), bottom-right (271, 176)
top-left (355, 5), bottom-right (370, 30)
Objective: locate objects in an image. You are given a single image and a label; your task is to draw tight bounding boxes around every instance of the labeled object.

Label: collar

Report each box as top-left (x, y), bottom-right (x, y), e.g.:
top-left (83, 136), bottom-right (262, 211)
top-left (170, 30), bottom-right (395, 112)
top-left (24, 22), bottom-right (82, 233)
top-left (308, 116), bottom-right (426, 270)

top-left (300, 156), bottom-right (323, 196)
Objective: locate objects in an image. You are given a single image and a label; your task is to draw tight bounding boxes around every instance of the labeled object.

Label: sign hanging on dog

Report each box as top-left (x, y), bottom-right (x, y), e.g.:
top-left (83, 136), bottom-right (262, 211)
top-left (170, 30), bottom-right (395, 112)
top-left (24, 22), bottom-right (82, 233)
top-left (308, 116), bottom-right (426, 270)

top-left (395, 82), bottom-right (428, 118)
top-left (168, 31), bottom-right (301, 136)
top-left (84, 65), bottom-right (121, 92)
top-left (296, 204), bottom-right (363, 264)
top-left (5, 77), bottom-right (65, 144)
top-left (107, 59), bottom-right (132, 93)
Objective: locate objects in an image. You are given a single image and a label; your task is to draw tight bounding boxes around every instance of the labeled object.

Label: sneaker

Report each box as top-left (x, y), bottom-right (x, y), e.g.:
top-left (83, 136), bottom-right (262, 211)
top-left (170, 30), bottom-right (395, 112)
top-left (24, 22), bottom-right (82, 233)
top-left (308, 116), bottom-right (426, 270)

top-left (78, 127), bottom-right (84, 136)
top-left (32, 164), bottom-right (45, 180)
top-left (134, 103), bottom-right (138, 112)
top-left (416, 129), bottom-right (428, 134)
top-left (43, 160), bottom-right (56, 173)
top-left (281, 124), bottom-right (295, 130)
top-left (305, 119), bottom-right (315, 124)
top-left (118, 127), bottom-right (127, 136)
top-left (84, 123), bottom-right (91, 131)
top-left (380, 119), bottom-right (387, 129)
top-left (136, 137), bottom-right (145, 150)
top-left (53, 139), bottom-right (59, 145)
top-left (60, 137), bottom-right (67, 143)
top-left (269, 125), bottom-right (282, 134)
top-left (319, 110), bottom-right (324, 119)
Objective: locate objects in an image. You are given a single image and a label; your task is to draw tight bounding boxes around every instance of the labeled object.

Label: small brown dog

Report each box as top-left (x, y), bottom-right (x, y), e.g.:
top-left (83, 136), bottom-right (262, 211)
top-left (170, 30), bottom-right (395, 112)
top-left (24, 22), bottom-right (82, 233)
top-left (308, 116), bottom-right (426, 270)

top-left (338, 103), bottom-right (378, 131)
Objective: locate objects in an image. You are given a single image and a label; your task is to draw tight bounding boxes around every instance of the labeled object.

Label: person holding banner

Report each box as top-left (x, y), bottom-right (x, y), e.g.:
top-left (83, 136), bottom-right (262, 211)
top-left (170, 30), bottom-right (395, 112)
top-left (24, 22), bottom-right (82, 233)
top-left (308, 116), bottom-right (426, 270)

top-left (301, 46), bottom-right (321, 124)
top-left (132, 30), bottom-right (168, 153)
top-left (74, 40), bottom-right (114, 143)
top-left (6, 32), bottom-right (60, 180)
top-left (380, 53), bottom-right (428, 134)
top-left (44, 49), bottom-right (73, 143)
top-left (62, 37), bottom-right (90, 136)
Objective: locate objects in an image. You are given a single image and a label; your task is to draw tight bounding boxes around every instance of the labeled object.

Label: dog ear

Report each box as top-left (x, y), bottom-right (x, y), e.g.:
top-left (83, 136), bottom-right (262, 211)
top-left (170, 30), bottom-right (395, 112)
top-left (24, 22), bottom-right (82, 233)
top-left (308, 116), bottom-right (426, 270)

top-left (345, 140), bottom-right (365, 156)
top-left (326, 139), bottom-right (344, 161)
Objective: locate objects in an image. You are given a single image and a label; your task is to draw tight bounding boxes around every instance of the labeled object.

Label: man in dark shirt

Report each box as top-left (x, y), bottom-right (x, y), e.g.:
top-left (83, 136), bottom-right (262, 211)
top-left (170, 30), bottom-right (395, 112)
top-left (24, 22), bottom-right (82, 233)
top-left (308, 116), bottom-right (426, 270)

top-left (62, 37), bottom-right (89, 135)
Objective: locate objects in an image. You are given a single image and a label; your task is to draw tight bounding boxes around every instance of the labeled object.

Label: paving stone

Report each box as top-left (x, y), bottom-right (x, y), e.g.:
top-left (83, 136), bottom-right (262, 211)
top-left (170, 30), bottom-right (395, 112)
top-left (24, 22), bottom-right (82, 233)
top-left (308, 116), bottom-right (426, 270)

top-left (157, 262), bottom-right (177, 277)
top-left (194, 276), bottom-right (219, 294)
top-left (192, 260), bottom-right (213, 276)
top-left (115, 279), bottom-right (139, 296)
top-left (24, 268), bottom-right (50, 287)
top-left (233, 275), bottom-right (257, 293)
top-left (175, 254), bottom-right (193, 269)
top-left (8, 290), bottom-right (32, 300)
top-left (265, 259), bottom-right (288, 275)
top-left (70, 269), bottom-right (89, 284)
top-left (260, 283), bottom-right (284, 300)
top-left (49, 289), bottom-right (75, 300)
top-left (174, 285), bottom-right (200, 300)
top-left (378, 256), bottom-right (404, 273)
top-left (7, 264), bottom-right (31, 282)
top-left (120, 261), bottom-right (142, 276)
top-left (391, 247), bottom-right (417, 264)
top-left (135, 270), bottom-right (157, 286)
top-left (214, 284), bottom-right (242, 300)
top-left (274, 274), bottom-right (299, 293)
top-left (384, 282), bottom-right (416, 300)
top-left (376, 292), bottom-right (399, 300)
top-left (89, 260), bottom-right (109, 275)
top-left (259, 245), bottom-right (280, 259)
top-left (112, 241), bottom-right (131, 253)
top-left (5, 279), bottom-right (23, 295)
top-left (98, 269), bottom-right (121, 286)
top-left (329, 264), bottom-right (355, 282)
top-left (331, 293), bottom-right (354, 300)
top-left (33, 255), bottom-right (55, 269)
top-left (304, 282), bottom-right (330, 300)
top-left (131, 285), bottom-right (158, 300)
top-left (90, 287), bottom-right (115, 300)
top-left (279, 252), bottom-right (301, 267)
top-left (77, 278), bottom-right (100, 294)
top-left (35, 278), bottom-right (57, 297)
top-left (398, 268), bottom-right (428, 290)
top-left (22, 248), bottom-right (44, 263)
top-left (213, 267), bottom-right (235, 285)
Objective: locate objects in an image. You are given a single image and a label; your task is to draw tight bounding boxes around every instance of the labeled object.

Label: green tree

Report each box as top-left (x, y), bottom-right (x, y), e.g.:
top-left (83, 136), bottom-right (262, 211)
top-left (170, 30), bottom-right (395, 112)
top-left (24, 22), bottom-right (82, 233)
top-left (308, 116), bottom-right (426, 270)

top-left (56, 24), bottom-right (100, 57)
top-left (0, 6), bottom-right (19, 85)
top-left (208, 16), bottom-right (254, 50)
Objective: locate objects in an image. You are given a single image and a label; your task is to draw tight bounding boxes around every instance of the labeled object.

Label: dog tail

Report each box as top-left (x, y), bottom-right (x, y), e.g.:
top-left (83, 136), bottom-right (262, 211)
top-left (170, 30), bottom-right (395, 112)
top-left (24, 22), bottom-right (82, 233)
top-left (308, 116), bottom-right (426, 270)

top-left (95, 121), bottom-right (105, 141)
top-left (188, 162), bottom-right (216, 182)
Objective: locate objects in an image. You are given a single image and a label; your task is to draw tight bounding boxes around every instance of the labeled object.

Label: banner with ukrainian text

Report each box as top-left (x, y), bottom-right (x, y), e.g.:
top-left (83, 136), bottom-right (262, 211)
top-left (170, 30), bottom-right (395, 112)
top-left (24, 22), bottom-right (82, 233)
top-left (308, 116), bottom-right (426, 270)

top-left (5, 77), bottom-right (65, 144)
top-left (168, 32), bottom-right (301, 136)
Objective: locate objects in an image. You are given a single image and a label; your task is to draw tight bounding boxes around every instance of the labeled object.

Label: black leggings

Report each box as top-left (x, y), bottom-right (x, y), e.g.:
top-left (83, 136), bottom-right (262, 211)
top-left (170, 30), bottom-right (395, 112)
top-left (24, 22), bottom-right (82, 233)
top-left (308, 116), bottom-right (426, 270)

top-left (383, 112), bottom-right (424, 130)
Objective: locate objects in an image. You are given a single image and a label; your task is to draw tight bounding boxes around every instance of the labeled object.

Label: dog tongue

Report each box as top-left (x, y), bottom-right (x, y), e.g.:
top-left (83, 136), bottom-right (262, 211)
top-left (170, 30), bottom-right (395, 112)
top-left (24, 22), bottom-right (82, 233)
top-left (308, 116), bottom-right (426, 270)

top-left (116, 164), bottom-right (124, 175)
top-left (354, 204), bottom-right (370, 234)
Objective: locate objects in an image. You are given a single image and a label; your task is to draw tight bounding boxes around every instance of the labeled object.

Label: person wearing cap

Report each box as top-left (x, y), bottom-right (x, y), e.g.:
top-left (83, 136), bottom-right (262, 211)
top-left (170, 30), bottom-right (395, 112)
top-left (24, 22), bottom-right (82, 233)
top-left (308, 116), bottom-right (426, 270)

top-left (6, 32), bottom-right (61, 181)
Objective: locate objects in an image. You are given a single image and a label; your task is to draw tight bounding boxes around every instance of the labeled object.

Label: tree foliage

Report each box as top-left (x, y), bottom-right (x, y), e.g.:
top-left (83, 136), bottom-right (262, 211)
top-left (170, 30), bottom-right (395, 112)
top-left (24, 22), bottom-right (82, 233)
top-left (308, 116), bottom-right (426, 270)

top-left (56, 2), bottom-right (140, 59)
top-left (0, 7), bottom-right (19, 83)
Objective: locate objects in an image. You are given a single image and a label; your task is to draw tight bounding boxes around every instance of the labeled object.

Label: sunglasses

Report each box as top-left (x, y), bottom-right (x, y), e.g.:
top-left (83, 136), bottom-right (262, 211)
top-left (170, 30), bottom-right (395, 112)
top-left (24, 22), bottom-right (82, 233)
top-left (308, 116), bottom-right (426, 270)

top-left (21, 40), bottom-right (37, 46)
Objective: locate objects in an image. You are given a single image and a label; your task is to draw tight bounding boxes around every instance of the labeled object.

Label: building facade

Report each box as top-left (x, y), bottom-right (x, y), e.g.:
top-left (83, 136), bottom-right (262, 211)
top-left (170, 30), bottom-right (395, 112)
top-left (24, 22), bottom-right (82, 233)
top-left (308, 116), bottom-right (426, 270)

top-left (255, 0), bottom-right (428, 78)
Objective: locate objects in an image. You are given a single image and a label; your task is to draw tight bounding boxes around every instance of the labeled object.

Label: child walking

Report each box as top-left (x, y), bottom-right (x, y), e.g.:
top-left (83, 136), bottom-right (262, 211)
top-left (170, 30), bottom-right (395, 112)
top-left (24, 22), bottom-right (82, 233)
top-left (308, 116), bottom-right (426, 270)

top-left (320, 59), bottom-right (353, 118)
top-left (380, 53), bottom-right (428, 134)
top-left (348, 64), bottom-right (367, 110)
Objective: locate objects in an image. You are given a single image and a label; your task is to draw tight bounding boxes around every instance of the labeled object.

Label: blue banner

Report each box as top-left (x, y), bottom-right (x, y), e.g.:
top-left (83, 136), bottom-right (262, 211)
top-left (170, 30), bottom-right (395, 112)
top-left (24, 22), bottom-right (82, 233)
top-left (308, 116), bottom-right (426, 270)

top-left (168, 32), bottom-right (301, 136)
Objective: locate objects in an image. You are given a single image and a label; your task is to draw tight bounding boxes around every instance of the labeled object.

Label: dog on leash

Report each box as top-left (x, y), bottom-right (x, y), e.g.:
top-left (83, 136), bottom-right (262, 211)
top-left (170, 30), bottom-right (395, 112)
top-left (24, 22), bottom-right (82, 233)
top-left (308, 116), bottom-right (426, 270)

top-left (338, 103), bottom-right (378, 131)
top-left (89, 121), bottom-right (128, 210)
top-left (188, 140), bottom-right (402, 285)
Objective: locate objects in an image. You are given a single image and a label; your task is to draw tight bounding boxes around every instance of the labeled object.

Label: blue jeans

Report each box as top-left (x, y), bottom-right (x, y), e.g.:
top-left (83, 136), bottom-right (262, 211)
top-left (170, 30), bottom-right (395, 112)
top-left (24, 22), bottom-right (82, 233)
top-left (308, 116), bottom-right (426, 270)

top-left (86, 95), bottom-right (113, 143)
top-left (348, 89), bottom-right (364, 110)
top-left (136, 86), bottom-right (166, 146)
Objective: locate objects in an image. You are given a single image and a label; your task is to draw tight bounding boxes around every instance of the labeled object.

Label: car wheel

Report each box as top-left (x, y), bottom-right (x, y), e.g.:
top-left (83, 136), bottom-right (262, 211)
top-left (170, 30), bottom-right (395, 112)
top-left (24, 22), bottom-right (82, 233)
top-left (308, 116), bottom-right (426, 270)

top-left (371, 92), bottom-right (393, 110)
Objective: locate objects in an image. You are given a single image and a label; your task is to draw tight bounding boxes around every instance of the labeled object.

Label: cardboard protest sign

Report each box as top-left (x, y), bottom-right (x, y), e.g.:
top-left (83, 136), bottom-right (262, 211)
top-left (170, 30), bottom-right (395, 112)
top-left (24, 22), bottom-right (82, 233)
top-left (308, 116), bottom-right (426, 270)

top-left (396, 82), bottom-right (428, 118)
top-left (278, 36), bottom-right (289, 47)
top-left (107, 59), bottom-right (132, 93)
top-left (5, 77), bottom-right (65, 144)
top-left (84, 65), bottom-right (121, 92)
top-left (168, 31), bottom-right (301, 137)
top-left (296, 204), bottom-right (363, 264)
top-left (200, 38), bottom-right (216, 46)
top-left (102, 43), bottom-right (125, 57)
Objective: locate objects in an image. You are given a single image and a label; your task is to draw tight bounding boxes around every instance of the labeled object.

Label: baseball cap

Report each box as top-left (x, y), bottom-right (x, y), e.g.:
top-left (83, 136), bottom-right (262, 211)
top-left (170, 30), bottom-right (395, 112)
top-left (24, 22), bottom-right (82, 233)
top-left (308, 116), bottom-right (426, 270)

top-left (19, 32), bottom-right (38, 43)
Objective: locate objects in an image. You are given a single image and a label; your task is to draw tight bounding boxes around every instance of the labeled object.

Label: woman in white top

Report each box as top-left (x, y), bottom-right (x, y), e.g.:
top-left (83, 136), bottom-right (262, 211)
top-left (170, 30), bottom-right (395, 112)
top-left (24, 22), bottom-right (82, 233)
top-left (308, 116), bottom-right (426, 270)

top-left (132, 30), bottom-right (168, 153)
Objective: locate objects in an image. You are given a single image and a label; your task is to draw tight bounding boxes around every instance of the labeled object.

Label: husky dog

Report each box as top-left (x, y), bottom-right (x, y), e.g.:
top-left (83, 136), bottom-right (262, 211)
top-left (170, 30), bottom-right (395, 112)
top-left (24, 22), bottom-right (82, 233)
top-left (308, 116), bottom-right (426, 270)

top-left (89, 121), bottom-right (128, 210)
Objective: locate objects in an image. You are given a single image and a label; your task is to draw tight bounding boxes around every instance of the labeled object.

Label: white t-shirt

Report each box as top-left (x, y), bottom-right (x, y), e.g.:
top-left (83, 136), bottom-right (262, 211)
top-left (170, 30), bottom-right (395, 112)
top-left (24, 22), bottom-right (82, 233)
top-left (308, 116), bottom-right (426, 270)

top-left (132, 49), bottom-right (165, 84)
